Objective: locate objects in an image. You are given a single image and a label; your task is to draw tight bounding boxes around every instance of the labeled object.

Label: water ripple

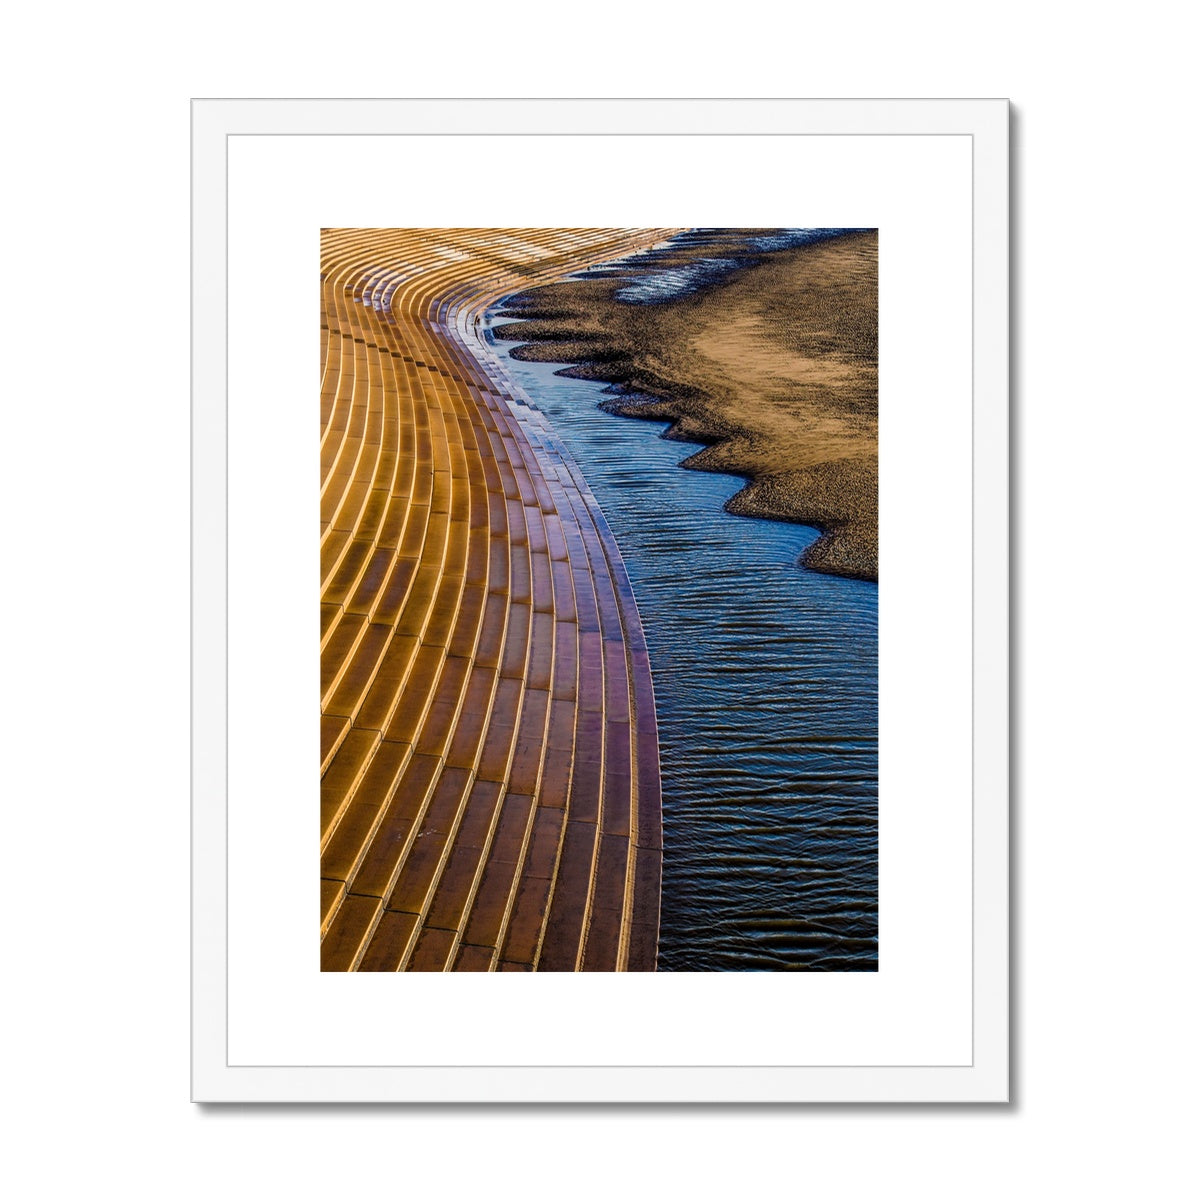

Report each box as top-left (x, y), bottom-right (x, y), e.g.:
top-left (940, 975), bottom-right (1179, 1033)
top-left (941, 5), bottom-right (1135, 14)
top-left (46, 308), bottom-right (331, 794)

top-left (483, 288), bottom-right (878, 971)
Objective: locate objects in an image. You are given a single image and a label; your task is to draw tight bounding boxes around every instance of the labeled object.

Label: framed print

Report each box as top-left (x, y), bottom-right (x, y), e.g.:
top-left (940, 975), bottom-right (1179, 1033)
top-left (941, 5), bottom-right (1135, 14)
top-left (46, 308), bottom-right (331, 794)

top-left (192, 98), bottom-right (1009, 1102)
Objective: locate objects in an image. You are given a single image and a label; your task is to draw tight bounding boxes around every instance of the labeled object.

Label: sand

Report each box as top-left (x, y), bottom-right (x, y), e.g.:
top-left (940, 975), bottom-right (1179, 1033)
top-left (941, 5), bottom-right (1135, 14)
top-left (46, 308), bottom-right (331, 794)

top-left (494, 230), bottom-right (878, 581)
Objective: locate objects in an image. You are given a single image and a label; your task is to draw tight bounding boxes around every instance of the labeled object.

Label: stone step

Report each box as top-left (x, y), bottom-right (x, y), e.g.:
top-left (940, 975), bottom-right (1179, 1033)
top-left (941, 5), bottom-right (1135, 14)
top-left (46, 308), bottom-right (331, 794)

top-left (317, 227), bottom-right (675, 972)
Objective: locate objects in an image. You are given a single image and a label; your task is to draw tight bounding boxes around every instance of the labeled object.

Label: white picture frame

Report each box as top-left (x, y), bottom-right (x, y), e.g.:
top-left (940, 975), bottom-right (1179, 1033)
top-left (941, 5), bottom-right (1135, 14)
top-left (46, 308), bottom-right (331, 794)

top-left (192, 97), bottom-right (1009, 1103)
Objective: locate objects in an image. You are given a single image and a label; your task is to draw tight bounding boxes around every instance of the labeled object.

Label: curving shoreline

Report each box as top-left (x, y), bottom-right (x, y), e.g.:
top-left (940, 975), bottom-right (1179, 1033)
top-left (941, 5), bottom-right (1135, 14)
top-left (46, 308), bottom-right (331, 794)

top-left (494, 230), bottom-right (879, 581)
top-left (488, 310), bottom-right (879, 970)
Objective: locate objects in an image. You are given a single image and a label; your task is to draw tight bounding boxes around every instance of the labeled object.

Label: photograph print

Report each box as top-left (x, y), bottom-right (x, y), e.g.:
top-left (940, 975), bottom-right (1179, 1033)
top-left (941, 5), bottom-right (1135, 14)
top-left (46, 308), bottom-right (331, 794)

top-left (318, 227), bottom-right (878, 973)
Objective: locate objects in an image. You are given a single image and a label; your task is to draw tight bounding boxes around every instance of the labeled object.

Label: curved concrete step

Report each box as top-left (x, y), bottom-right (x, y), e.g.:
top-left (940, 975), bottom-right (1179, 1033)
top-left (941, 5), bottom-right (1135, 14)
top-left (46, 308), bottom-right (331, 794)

top-left (318, 228), bottom-right (675, 971)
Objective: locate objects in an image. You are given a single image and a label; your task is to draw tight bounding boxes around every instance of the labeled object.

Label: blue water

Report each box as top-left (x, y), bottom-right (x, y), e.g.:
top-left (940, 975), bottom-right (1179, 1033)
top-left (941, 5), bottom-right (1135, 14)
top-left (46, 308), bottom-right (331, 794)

top-left (481, 270), bottom-right (878, 971)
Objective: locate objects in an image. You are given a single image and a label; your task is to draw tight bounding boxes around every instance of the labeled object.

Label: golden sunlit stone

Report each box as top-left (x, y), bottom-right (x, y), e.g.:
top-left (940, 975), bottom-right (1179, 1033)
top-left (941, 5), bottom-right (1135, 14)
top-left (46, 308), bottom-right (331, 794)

top-left (319, 229), bottom-right (678, 972)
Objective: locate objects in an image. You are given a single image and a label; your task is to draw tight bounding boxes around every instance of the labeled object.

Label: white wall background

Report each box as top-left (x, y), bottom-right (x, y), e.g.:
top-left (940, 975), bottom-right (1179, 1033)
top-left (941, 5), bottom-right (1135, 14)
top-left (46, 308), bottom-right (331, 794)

top-left (3, 4), bottom-right (1193, 1196)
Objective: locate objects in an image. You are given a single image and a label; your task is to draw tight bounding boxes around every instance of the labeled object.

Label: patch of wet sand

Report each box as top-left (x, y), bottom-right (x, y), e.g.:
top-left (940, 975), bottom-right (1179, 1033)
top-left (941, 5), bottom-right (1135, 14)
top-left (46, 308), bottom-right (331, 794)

top-left (495, 230), bottom-right (878, 580)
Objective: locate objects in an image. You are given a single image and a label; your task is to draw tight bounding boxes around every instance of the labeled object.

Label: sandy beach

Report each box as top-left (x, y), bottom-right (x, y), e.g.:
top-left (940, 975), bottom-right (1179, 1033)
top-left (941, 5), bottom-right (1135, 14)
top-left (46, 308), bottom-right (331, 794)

top-left (495, 230), bottom-right (878, 580)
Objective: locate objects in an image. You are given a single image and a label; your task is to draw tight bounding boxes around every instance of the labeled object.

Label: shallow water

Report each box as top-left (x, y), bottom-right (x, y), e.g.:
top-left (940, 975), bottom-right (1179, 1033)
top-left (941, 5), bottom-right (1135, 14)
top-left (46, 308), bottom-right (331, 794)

top-left (482, 270), bottom-right (878, 971)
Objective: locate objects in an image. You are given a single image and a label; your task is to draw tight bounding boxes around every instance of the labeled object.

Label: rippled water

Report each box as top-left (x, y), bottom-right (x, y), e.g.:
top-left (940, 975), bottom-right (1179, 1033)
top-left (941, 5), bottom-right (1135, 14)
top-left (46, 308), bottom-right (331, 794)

top-left (482, 296), bottom-right (878, 972)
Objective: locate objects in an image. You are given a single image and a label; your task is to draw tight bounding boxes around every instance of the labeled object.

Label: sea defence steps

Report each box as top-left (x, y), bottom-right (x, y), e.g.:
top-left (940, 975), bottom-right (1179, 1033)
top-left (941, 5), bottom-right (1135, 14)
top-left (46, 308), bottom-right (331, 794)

top-left (319, 228), bottom-right (678, 971)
